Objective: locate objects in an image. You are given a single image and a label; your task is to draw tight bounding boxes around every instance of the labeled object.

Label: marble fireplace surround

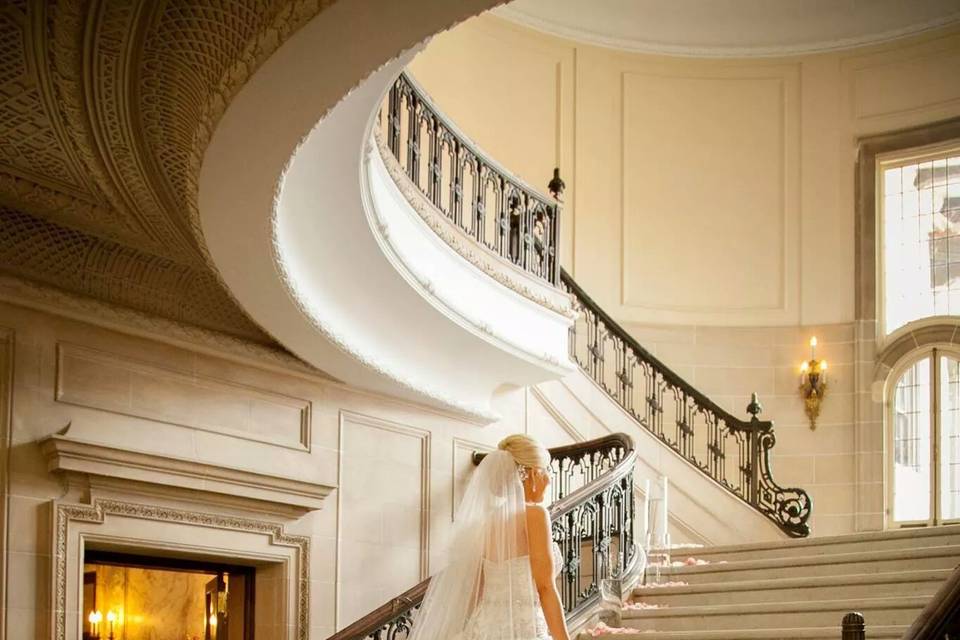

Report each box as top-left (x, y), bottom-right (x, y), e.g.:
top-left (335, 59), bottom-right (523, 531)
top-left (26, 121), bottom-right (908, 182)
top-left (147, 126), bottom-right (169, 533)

top-left (52, 495), bottom-right (310, 640)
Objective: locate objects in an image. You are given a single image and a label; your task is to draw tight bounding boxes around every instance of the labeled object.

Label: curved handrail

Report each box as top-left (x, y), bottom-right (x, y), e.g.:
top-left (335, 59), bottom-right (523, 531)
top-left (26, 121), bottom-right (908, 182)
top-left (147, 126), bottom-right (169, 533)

top-left (380, 73), bottom-right (562, 284)
top-left (561, 269), bottom-right (812, 537)
top-left (326, 433), bottom-right (638, 640)
top-left (899, 562), bottom-right (960, 639)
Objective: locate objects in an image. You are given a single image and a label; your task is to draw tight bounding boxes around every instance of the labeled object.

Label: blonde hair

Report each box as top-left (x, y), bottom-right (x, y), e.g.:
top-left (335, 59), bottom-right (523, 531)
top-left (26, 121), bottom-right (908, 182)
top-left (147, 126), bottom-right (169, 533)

top-left (498, 434), bottom-right (550, 469)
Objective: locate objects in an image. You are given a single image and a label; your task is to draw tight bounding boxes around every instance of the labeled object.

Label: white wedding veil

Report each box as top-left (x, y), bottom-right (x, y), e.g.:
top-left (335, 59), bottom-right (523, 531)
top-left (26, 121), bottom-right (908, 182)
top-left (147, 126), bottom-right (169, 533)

top-left (408, 449), bottom-right (538, 640)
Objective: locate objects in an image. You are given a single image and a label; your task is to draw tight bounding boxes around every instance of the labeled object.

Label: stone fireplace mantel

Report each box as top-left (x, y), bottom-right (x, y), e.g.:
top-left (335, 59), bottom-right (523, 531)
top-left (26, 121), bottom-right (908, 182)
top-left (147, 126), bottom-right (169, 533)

top-left (40, 430), bottom-right (334, 516)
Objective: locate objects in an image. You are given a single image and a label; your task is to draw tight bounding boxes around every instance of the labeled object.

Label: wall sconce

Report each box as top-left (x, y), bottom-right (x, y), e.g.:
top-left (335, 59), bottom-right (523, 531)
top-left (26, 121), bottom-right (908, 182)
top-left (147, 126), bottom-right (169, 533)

top-left (799, 336), bottom-right (827, 430)
top-left (88, 610), bottom-right (102, 638)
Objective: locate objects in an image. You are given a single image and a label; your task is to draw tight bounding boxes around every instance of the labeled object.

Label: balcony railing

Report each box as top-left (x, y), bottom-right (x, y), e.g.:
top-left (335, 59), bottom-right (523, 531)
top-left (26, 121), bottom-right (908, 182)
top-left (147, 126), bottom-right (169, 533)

top-left (378, 70), bottom-right (811, 539)
top-left (379, 73), bottom-right (561, 285)
top-left (326, 433), bottom-right (639, 640)
top-left (562, 271), bottom-right (812, 537)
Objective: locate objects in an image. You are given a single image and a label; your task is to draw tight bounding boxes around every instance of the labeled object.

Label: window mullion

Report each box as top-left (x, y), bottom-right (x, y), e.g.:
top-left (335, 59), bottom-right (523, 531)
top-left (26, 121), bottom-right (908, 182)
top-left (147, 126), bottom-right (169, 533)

top-left (932, 349), bottom-right (941, 525)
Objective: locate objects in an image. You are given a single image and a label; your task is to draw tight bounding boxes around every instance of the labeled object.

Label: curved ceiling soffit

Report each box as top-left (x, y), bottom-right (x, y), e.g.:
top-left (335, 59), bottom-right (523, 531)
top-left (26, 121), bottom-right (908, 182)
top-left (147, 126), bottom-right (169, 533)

top-left (199, 1), bottom-right (521, 421)
top-left (0, 0), bottom-right (507, 345)
top-left (495, 0), bottom-right (960, 57)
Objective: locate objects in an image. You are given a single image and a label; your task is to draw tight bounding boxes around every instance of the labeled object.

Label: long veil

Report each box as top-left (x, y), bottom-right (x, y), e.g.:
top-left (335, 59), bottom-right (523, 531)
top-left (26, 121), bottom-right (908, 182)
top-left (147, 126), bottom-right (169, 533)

top-left (408, 449), bottom-right (537, 640)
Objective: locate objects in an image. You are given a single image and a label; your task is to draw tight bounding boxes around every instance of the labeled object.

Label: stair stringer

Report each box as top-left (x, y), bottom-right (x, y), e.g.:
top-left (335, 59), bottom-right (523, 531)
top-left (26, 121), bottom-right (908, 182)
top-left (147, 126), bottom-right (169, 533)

top-left (535, 369), bottom-right (786, 546)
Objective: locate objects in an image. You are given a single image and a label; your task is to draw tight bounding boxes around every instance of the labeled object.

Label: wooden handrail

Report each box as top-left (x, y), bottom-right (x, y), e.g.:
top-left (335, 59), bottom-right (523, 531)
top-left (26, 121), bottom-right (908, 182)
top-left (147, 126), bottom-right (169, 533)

top-left (899, 562), bottom-right (960, 639)
top-left (326, 432), bottom-right (637, 640)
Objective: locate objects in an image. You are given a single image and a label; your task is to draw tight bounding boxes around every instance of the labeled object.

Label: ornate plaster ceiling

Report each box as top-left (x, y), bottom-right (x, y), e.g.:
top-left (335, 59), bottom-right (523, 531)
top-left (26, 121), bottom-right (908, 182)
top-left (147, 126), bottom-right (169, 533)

top-left (0, 0), bottom-right (334, 343)
top-left (495, 0), bottom-right (960, 57)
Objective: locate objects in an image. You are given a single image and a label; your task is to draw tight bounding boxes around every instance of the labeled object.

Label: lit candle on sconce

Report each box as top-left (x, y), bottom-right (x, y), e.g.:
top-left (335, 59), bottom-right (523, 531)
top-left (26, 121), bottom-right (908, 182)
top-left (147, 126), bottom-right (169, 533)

top-left (799, 336), bottom-right (828, 430)
top-left (88, 610), bottom-right (102, 638)
top-left (106, 611), bottom-right (116, 640)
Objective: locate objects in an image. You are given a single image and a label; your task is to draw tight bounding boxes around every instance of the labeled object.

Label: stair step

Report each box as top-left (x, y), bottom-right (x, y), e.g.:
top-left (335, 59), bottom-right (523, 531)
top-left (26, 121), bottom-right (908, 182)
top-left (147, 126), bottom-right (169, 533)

top-left (681, 524), bottom-right (960, 562)
top-left (632, 569), bottom-right (951, 606)
top-left (619, 596), bottom-right (926, 632)
top-left (657, 544), bottom-right (960, 584)
top-left (578, 625), bottom-right (909, 640)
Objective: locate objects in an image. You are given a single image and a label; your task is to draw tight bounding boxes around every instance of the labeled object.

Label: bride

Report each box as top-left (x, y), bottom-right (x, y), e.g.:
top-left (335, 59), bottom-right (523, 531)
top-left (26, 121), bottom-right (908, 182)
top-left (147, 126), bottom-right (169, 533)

top-left (408, 434), bottom-right (571, 640)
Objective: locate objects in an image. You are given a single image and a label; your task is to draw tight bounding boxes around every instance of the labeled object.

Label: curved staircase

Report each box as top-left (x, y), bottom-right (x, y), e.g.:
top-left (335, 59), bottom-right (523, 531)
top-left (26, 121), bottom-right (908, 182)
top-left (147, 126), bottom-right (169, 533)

top-left (324, 67), bottom-right (960, 640)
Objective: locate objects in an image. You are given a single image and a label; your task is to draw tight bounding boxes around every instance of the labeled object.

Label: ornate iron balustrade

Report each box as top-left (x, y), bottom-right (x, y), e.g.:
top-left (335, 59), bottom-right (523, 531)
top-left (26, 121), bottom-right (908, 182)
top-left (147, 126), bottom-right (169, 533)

top-left (561, 271), bottom-right (812, 538)
top-left (326, 433), bottom-right (639, 640)
top-left (378, 72), bottom-right (561, 285)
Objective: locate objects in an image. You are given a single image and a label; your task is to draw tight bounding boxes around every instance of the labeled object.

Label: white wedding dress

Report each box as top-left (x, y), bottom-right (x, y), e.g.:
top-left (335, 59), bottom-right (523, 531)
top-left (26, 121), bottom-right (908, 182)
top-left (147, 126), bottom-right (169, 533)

top-left (457, 543), bottom-right (563, 640)
top-left (408, 451), bottom-right (564, 640)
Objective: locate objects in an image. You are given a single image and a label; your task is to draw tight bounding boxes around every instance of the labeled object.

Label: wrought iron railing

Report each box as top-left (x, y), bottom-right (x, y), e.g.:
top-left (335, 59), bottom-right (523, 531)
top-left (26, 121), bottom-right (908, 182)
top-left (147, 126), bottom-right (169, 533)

top-left (379, 72), bottom-right (561, 284)
top-left (561, 271), bottom-right (812, 537)
top-left (326, 434), bottom-right (639, 640)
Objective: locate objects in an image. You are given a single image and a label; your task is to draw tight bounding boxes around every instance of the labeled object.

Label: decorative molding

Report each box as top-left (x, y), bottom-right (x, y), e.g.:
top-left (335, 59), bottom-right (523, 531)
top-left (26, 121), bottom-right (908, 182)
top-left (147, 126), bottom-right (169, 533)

top-left (40, 434), bottom-right (333, 514)
top-left (618, 67), bottom-right (797, 320)
top-left (846, 35), bottom-right (960, 123)
top-left (875, 319), bottom-right (960, 374)
top-left (0, 273), bottom-right (322, 375)
top-left (53, 498), bottom-right (310, 640)
top-left (0, 274), bottom-right (496, 432)
top-left (0, 327), bottom-right (13, 640)
top-left (0, 0), bottom-right (338, 342)
top-left (493, 5), bottom-right (960, 58)
top-left (366, 139), bottom-right (575, 378)
top-left (55, 342), bottom-right (312, 452)
top-left (338, 410), bottom-right (431, 577)
top-left (373, 132), bottom-right (576, 320)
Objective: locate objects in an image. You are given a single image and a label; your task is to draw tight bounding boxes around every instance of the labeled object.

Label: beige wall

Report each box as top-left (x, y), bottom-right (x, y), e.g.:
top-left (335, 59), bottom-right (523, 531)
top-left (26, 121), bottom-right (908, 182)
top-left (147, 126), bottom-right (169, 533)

top-left (409, 16), bottom-right (960, 327)
top-left (0, 299), bottom-right (588, 639)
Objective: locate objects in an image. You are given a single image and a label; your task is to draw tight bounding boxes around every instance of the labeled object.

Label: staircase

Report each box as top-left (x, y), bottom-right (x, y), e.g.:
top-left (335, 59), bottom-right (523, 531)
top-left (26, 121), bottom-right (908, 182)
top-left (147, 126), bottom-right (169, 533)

top-left (324, 69), bottom-right (960, 640)
top-left (590, 526), bottom-right (960, 639)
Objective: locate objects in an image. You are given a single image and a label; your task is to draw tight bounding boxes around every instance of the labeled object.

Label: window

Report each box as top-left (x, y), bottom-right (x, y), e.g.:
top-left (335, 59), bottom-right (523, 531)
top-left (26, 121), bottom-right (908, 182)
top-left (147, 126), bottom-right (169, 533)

top-left (879, 145), bottom-right (960, 337)
top-left (889, 349), bottom-right (960, 525)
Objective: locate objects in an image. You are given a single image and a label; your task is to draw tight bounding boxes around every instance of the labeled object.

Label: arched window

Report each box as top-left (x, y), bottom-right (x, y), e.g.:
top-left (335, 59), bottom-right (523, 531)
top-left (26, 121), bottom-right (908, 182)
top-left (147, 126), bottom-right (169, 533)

top-left (888, 348), bottom-right (960, 525)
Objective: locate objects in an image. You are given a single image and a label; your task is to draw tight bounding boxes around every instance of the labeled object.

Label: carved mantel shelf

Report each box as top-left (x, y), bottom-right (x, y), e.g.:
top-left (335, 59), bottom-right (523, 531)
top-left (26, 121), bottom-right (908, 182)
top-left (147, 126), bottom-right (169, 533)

top-left (39, 432), bottom-right (333, 516)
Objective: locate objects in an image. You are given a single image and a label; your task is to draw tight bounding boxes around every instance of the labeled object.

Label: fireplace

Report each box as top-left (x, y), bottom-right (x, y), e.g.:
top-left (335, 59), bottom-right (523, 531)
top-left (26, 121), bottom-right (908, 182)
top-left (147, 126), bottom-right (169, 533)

top-left (82, 551), bottom-right (255, 640)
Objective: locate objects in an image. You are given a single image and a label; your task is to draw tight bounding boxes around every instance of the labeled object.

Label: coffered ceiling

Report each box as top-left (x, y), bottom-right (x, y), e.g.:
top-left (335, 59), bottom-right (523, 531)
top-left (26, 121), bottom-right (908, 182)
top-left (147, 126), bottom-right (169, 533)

top-left (0, 0), bottom-right (333, 342)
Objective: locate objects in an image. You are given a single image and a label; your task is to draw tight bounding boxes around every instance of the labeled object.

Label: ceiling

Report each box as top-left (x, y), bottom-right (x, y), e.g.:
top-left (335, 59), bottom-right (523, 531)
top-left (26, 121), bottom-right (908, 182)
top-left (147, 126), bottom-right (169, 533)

top-left (0, 0), bottom-right (335, 344)
top-left (495, 0), bottom-right (960, 57)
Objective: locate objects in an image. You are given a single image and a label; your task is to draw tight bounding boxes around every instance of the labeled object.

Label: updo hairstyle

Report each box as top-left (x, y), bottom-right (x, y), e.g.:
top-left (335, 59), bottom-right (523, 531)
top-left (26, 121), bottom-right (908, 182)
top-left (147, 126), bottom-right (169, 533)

top-left (497, 434), bottom-right (550, 470)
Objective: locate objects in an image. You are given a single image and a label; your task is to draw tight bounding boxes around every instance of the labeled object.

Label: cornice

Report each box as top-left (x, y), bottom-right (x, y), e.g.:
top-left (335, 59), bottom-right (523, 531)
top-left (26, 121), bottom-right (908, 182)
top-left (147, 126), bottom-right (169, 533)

top-left (0, 273), bottom-right (327, 378)
top-left (40, 433), bottom-right (333, 514)
top-left (494, 6), bottom-right (960, 58)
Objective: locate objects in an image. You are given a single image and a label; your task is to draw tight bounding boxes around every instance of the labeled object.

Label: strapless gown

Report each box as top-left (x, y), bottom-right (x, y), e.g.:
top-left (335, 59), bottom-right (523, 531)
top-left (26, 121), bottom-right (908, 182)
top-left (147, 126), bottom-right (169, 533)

top-left (456, 544), bottom-right (562, 640)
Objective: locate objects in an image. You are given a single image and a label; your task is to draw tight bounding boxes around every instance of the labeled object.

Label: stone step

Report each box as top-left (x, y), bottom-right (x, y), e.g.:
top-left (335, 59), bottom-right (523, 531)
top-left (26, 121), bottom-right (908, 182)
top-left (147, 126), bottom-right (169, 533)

top-left (577, 625), bottom-right (908, 640)
top-left (674, 524), bottom-right (960, 563)
top-left (619, 595), bottom-right (927, 632)
top-left (632, 569), bottom-right (951, 606)
top-left (656, 544), bottom-right (960, 584)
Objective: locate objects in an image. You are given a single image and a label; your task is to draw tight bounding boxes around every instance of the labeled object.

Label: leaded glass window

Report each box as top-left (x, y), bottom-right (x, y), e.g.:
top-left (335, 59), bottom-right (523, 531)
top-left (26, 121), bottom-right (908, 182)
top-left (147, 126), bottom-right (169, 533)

top-left (880, 148), bottom-right (960, 336)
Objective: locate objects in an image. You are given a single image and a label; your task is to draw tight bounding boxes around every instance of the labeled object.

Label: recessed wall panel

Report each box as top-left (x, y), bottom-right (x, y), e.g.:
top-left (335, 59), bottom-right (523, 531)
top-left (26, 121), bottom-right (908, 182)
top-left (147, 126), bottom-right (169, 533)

top-left (621, 71), bottom-right (789, 314)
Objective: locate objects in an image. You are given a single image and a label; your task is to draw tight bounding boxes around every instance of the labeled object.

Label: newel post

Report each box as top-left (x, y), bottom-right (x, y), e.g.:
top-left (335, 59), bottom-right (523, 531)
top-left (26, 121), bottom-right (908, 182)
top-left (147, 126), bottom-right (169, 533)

top-left (547, 167), bottom-right (565, 285)
top-left (841, 612), bottom-right (865, 640)
top-left (745, 392), bottom-right (764, 506)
